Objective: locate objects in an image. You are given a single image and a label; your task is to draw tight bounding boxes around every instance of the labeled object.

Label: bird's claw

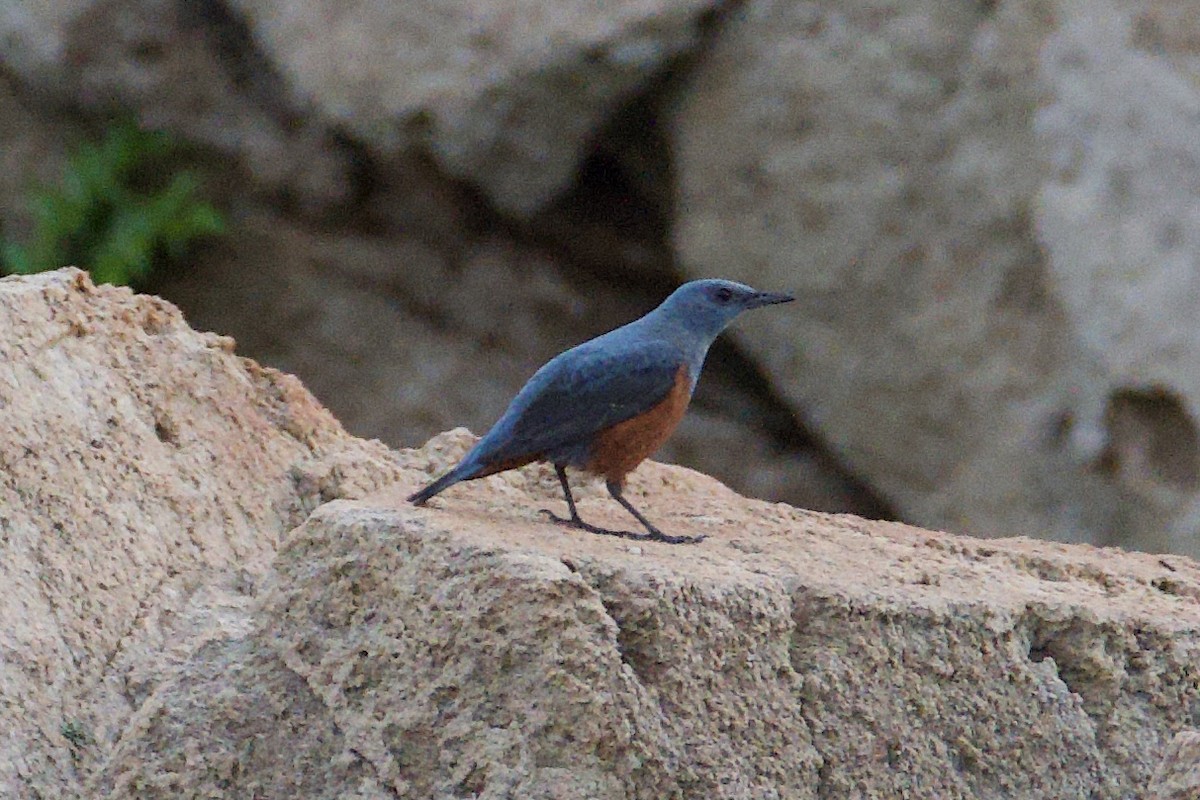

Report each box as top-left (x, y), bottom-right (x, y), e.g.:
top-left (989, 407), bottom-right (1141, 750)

top-left (538, 508), bottom-right (705, 545)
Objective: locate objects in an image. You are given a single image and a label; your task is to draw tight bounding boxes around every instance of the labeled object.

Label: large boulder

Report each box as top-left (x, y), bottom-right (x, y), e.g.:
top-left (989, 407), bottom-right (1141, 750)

top-left (670, 0), bottom-right (1200, 553)
top-left (0, 269), bottom-right (408, 798)
top-left (228, 0), bottom-right (720, 215)
top-left (1035, 0), bottom-right (1200, 551)
top-left (99, 430), bottom-right (1200, 798)
top-left (1151, 731), bottom-right (1200, 800)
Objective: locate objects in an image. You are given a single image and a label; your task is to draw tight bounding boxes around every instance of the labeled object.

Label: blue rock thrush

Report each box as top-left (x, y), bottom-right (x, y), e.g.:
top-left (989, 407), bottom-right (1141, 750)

top-left (408, 279), bottom-right (794, 544)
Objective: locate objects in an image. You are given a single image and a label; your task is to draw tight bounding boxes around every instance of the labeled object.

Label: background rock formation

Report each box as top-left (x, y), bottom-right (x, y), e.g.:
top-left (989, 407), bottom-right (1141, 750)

top-left (3, 0), bottom-right (1200, 553)
top-left (3, 271), bottom-right (1199, 798)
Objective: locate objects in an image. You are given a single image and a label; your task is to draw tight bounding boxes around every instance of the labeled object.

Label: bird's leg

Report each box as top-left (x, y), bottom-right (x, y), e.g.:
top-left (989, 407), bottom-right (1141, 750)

top-left (540, 465), bottom-right (623, 536)
top-left (606, 480), bottom-right (705, 544)
top-left (539, 464), bottom-right (587, 527)
top-left (540, 467), bottom-right (703, 544)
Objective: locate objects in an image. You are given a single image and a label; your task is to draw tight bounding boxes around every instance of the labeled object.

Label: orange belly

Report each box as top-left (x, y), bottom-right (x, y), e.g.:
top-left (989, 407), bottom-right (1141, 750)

top-left (585, 364), bottom-right (692, 485)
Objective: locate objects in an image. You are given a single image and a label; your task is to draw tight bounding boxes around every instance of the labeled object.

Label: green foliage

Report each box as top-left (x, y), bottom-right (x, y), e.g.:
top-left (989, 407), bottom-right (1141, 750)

top-left (1, 121), bottom-right (225, 285)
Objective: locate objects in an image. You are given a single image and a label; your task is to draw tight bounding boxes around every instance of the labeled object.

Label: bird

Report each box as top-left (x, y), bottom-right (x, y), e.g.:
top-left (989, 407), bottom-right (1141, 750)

top-left (408, 278), bottom-right (794, 544)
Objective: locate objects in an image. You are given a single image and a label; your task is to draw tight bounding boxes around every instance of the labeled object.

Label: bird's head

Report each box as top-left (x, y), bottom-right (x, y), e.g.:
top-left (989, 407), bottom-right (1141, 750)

top-left (654, 279), bottom-right (794, 341)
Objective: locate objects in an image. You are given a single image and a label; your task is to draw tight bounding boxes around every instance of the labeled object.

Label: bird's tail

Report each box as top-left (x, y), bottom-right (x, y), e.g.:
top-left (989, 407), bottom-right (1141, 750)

top-left (408, 463), bottom-right (478, 506)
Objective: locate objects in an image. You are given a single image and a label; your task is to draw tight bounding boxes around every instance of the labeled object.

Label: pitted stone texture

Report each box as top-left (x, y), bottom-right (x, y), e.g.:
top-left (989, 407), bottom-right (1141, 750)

top-left (96, 429), bottom-right (1200, 798)
top-left (1150, 730), bottom-right (1200, 800)
top-left (0, 269), bottom-right (407, 799)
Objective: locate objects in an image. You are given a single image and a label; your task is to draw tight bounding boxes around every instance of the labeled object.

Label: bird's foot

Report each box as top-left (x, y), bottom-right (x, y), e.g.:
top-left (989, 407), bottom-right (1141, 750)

top-left (538, 509), bottom-right (706, 545)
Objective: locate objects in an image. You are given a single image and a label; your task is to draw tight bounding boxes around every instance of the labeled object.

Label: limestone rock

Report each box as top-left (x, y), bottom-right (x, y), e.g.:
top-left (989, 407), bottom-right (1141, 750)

top-left (229, 0), bottom-right (720, 215)
top-left (671, 0), bottom-right (1114, 544)
top-left (670, 0), bottom-right (1200, 553)
top-left (98, 429), bottom-right (1200, 798)
top-left (0, 269), bottom-right (409, 798)
top-left (1150, 730), bottom-right (1200, 800)
top-left (1034, 0), bottom-right (1200, 552)
top-left (2, 275), bottom-right (1198, 798)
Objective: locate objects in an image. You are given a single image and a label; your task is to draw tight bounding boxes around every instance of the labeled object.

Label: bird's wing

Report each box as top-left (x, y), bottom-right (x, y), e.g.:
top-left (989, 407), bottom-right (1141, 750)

top-left (475, 337), bottom-right (688, 466)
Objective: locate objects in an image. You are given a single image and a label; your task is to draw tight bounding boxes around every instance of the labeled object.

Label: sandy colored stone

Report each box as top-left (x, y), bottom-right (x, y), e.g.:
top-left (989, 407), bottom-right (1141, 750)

top-left (1, 275), bottom-right (1197, 798)
top-left (229, 0), bottom-right (719, 215)
top-left (96, 428), bottom-right (1200, 798)
top-left (1150, 730), bottom-right (1200, 800)
top-left (0, 269), bottom-right (410, 798)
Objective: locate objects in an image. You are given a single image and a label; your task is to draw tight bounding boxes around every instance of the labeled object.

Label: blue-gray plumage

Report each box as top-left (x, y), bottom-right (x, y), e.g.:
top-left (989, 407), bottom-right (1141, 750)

top-left (409, 278), bottom-right (794, 543)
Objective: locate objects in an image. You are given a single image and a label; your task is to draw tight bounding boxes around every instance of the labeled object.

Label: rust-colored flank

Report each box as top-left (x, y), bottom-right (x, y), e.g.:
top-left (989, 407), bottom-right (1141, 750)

top-left (586, 364), bottom-right (692, 485)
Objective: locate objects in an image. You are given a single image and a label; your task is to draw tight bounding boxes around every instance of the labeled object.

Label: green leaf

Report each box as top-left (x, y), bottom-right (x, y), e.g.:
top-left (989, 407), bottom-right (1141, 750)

top-left (1, 120), bottom-right (226, 283)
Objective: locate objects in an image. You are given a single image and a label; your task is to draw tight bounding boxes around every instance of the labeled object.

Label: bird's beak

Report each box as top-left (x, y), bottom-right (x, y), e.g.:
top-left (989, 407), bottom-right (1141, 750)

top-left (746, 291), bottom-right (795, 309)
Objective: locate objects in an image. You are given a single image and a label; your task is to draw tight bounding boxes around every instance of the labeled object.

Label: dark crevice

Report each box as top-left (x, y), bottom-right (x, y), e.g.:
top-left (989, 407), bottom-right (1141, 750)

top-left (153, 414), bottom-right (178, 445)
top-left (600, 597), bottom-right (664, 687)
top-left (1097, 386), bottom-right (1200, 490)
top-left (180, 0), bottom-right (298, 123)
top-left (1025, 617), bottom-right (1119, 726)
top-left (328, 130), bottom-right (378, 212)
top-left (789, 593), bottom-right (837, 800)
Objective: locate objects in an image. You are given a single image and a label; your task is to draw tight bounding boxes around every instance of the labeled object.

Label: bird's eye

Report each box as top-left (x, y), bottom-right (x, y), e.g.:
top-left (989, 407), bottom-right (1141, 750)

top-left (714, 287), bottom-right (733, 303)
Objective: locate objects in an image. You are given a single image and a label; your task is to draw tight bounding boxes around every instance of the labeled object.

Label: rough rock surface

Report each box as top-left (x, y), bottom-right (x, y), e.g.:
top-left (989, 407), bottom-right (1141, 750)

top-left (0, 269), bottom-right (411, 798)
top-left (1150, 730), bottom-right (1200, 800)
top-left (97, 428), bottom-right (1200, 799)
top-left (230, 0), bottom-right (719, 214)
